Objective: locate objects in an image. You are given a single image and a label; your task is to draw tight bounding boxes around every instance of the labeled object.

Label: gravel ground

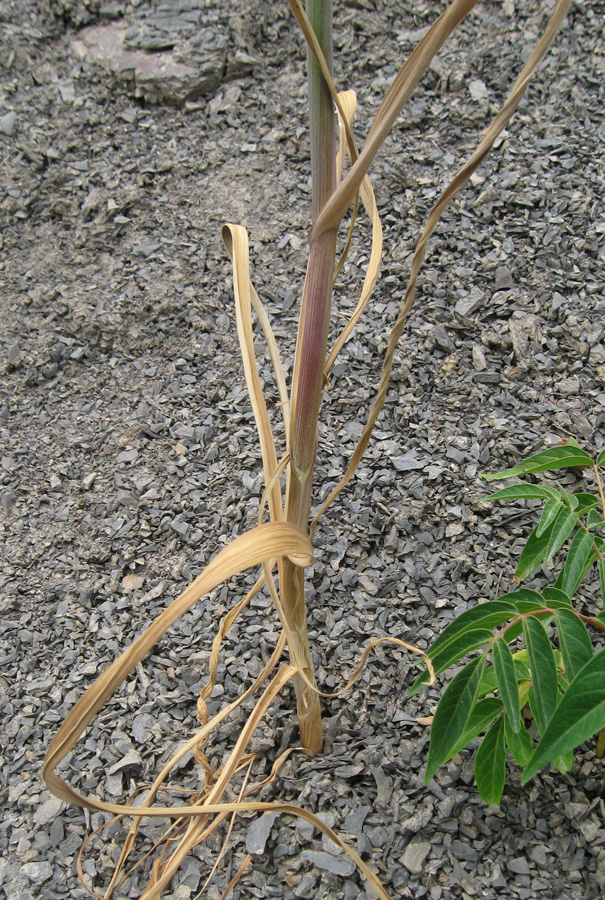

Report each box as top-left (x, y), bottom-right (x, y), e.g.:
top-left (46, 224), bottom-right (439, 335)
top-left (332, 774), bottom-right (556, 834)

top-left (1, 1), bottom-right (605, 898)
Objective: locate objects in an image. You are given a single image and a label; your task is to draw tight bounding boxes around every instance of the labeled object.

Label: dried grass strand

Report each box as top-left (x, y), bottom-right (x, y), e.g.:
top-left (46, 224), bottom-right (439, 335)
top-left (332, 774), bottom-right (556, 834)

top-left (325, 91), bottom-right (383, 378)
top-left (310, 0), bottom-right (481, 240)
top-left (311, 0), bottom-right (572, 529)
top-left (43, 523), bottom-right (312, 811)
top-left (222, 223), bottom-right (284, 521)
top-left (216, 854), bottom-right (253, 900)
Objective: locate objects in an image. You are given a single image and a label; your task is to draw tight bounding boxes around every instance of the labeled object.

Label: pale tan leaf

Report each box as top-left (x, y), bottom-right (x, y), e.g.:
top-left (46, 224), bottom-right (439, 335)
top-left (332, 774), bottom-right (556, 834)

top-left (223, 223), bottom-right (283, 522)
top-left (249, 287), bottom-right (291, 446)
top-left (310, 0), bottom-right (480, 239)
top-left (312, 0), bottom-right (572, 527)
top-left (325, 92), bottom-right (384, 377)
top-left (43, 524), bottom-right (311, 810)
top-left (417, 716), bottom-right (435, 726)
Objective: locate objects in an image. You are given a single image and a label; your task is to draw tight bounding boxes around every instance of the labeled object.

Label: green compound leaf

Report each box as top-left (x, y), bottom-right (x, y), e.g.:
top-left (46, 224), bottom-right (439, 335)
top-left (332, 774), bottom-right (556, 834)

top-left (429, 629), bottom-right (494, 677)
top-left (544, 507), bottom-right (578, 563)
top-left (586, 508), bottom-right (605, 530)
top-left (506, 588), bottom-right (547, 615)
top-left (562, 492), bottom-right (579, 512)
top-left (596, 448), bottom-right (605, 467)
top-left (502, 620), bottom-right (524, 644)
top-left (482, 484), bottom-right (560, 503)
top-left (474, 716), bottom-right (506, 805)
top-left (425, 655), bottom-right (487, 783)
top-left (408, 599), bottom-right (517, 696)
top-left (536, 498), bottom-right (565, 538)
top-left (407, 629), bottom-right (494, 698)
top-left (479, 655), bottom-right (530, 698)
top-left (555, 529), bottom-right (597, 598)
top-left (505, 714), bottom-right (533, 767)
top-left (515, 527), bottom-right (551, 582)
top-left (523, 617), bottom-right (558, 735)
top-left (483, 444), bottom-right (593, 482)
top-left (542, 587), bottom-right (572, 608)
top-left (449, 698), bottom-right (503, 759)
top-left (504, 589), bottom-right (546, 610)
top-left (598, 558), bottom-right (605, 606)
top-left (429, 600), bottom-right (519, 657)
top-left (492, 638), bottom-right (522, 733)
top-left (555, 609), bottom-right (593, 682)
top-left (522, 649), bottom-right (605, 783)
top-left (572, 493), bottom-right (600, 516)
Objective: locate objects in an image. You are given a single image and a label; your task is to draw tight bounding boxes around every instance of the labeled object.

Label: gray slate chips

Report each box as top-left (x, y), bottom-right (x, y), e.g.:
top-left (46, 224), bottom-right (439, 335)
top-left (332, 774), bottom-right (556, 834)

top-left (1, 1), bottom-right (604, 899)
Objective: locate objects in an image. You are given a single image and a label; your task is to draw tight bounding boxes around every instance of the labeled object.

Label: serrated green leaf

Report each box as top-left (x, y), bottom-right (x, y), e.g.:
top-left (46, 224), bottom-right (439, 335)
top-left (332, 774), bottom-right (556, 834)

top-left (596, 448), bottom-right (605, 467)
top-left (449, 698), bottom-right (503, 758)
top-left (555, 529), bottom-right (596, 597)
top-left (523, 617), bottom-right (558, 735)
top-left (521, 650), bottom-right (605, 782)
top-left (492, 638), bottom-right (522, 733)
top-left (505, 715), bottom-right (533, 766)
top-left (483, 445), bottom-right (593, 482)
top-left (482, 484), bottom-right (560, 503)
top-left (542, 587), bottom-right (572, 608)
top-left (536, 498), bottom-right (565, 538)
top-left (407, 629), bottom-right (494, 697)
top-left (599, 559), bottom-right (605, 606)
top-left (545, 507), bottom-right (578, 563)
top-left (474, 716), bottom-right (506, 805)
top-left (555, 609), bottom-right (593, 682)
top-left (425, 655), bottom-right (487, 782)
top-left (515, 527), bottom-right (551, 581)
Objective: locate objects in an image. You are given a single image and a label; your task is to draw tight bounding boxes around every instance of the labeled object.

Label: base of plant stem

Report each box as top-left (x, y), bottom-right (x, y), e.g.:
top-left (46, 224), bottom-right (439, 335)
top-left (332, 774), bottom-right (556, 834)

top-left (294, 675), bottom-right (323, 753)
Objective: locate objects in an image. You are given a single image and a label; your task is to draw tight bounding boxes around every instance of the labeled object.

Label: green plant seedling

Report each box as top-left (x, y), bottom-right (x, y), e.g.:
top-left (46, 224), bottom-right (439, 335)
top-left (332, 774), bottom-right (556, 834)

top-left (419, 440), bottom-right (605, 805)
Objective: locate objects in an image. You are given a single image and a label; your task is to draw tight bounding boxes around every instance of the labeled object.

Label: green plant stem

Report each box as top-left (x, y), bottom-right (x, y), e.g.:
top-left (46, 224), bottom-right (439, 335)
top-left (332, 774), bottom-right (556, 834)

top-left (306, 0), bottom-right (336, 219)
top-left (593, 463), bottom-right (605, 520)
top-left (281, 0), bottom-right (337, 753)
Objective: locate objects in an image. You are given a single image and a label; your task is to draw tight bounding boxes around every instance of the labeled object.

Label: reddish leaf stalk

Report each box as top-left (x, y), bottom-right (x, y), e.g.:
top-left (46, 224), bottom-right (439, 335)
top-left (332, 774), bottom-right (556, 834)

top-left (282, 0), bottom-right (338, 753)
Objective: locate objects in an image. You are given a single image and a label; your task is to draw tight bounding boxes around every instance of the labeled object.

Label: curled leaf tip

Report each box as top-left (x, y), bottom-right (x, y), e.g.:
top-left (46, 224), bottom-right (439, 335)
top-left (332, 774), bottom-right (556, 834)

top-left (288, 551), bottom-right (314, 567)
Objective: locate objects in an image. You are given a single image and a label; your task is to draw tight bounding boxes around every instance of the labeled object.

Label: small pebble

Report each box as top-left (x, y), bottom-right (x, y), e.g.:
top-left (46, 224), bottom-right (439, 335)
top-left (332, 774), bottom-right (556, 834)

top-left (495, 266), bottom-right (514, 291)
top-left (0, 110), bottom-right (16, 135)
top-left (402, 840), bottom-right (431, 874)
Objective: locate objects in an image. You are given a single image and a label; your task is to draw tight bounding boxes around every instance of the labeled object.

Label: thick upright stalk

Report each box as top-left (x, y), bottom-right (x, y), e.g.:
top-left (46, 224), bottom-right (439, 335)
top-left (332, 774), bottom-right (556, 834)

top-left (281, 0), bottom-right (338, 753)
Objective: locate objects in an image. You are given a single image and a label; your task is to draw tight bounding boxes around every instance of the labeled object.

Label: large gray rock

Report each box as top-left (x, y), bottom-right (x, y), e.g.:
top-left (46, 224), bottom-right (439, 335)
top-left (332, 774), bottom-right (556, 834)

top-left (71, 23), bottom-right (228, 106)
